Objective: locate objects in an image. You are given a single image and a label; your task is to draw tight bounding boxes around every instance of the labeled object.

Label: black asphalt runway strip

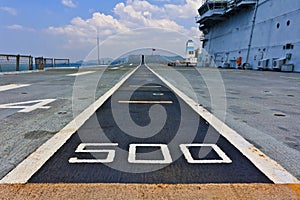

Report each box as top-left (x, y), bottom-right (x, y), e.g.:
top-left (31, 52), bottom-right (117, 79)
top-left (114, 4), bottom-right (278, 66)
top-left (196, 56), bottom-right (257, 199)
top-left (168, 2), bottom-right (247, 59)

top-left (29, 65), bottom-right (272, 184)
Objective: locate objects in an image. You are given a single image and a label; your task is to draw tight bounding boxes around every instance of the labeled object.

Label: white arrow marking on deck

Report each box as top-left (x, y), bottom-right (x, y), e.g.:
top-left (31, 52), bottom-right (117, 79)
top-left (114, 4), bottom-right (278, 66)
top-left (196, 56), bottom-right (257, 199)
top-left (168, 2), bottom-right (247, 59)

top-left (66, 71), bottom-right (96, 77)
top-left (0, 99), bottom-right (56, 113)
top-left (0, 84), bottom-right (31, 92)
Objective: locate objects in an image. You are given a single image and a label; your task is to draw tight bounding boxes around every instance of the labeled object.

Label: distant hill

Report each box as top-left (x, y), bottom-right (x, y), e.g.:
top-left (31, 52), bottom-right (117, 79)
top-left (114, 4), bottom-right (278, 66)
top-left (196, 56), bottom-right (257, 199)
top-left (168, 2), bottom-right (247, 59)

top-left (76, 58), bottom-right (113, 66)
top-left (161, 55), bottom-right (185, 62)
top-left (126, 55), bottom-right (184, 64)
top-left (76, 54), bottom-right (185, 66)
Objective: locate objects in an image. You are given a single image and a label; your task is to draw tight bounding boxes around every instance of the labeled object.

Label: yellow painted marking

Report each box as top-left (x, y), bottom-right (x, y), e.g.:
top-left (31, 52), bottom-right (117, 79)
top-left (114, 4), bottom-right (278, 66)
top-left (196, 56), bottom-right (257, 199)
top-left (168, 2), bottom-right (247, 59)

top-left (118, 100), bottom-right (173, 104)
top-left (288, 184), bottom-right (300, 198)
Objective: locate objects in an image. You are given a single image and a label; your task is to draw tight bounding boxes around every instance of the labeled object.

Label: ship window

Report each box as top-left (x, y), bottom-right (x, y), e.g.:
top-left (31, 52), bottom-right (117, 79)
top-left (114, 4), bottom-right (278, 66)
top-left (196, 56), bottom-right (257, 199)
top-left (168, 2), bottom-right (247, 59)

top-left (276, 23), bottom-right (280, 29)
top-left (283, 46), bottom-right (286, 50)
top-left (287, 20), bottom-right (290, 26)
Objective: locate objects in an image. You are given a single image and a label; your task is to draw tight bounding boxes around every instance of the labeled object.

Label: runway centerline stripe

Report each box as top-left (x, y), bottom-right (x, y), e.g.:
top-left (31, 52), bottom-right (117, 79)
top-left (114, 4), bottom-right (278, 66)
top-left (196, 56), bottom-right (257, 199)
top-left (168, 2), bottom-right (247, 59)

top-left (153, 93), bottom-right (164, 96)
top-left (118, 100), bottom-right (173, 104)
top-left (0, 84), bottom-right (31, 92)
top-left (129, 85), bottom-right (161, 88)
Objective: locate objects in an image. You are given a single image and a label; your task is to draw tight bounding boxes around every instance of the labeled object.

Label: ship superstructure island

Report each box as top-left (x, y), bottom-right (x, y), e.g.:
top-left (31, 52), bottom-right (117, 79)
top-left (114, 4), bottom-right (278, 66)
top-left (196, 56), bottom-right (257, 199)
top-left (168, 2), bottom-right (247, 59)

top-left (196, 0), bottom-right (300, 72)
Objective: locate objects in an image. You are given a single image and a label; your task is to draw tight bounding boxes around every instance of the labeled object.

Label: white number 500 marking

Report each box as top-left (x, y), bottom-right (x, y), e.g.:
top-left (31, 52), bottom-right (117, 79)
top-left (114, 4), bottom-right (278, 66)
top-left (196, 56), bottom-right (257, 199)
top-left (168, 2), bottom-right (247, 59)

top-left (69, 143), bottom-right (232, 164)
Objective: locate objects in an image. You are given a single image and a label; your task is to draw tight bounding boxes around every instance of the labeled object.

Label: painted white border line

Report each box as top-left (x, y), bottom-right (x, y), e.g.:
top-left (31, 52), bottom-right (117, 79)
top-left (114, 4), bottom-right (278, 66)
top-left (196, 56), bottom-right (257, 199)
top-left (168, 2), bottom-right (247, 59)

top-left (0, 66), bottom-right (140, 184)
top-left (0, 70), bottom-right (43, 76)
top-left (66, 71), bottom-right (96, 77)
top-left (0, 84), bottom-right (31, 92)
top-left (146, 65), bottom-right (300, 184)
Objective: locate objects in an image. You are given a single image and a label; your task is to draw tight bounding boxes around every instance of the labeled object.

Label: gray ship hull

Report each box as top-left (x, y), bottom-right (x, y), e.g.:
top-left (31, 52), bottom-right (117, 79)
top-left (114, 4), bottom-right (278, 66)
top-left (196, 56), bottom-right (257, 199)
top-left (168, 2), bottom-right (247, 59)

top-left (196, 0), bottom-right (300, 72)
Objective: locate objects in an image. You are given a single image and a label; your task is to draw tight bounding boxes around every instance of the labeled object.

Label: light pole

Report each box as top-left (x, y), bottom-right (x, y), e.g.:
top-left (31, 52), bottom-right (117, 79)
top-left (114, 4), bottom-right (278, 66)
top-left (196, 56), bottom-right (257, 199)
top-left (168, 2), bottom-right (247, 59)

top-left (97, 28), bottom-right (100, 65)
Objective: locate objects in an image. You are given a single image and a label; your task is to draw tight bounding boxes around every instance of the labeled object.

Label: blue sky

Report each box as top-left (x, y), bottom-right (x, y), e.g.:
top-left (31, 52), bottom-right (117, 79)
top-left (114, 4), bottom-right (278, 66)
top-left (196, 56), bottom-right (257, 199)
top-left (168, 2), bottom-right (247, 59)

top-left (0, 0), bottom-right (202, 61)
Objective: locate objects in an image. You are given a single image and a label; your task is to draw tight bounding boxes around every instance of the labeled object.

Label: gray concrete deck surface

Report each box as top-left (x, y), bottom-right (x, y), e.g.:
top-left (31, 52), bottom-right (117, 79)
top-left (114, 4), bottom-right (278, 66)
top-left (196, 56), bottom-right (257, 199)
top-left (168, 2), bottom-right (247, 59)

top-left (149, 64), bottom-right (300, 180)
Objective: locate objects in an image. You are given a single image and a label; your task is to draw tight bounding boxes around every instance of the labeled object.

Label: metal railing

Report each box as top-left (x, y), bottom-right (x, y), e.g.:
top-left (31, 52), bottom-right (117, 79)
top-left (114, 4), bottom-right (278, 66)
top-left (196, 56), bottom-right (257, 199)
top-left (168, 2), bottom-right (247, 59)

top-left (0, 54), bottom-right (33, 72)
top-left (0, 54), bottom-right (71, 72)
top-left (196, 0), bottom-right (257, 24)
top-left (198, 1), bottom-right (228, 17)
top-left (54, 58), bottom-right (70, 68)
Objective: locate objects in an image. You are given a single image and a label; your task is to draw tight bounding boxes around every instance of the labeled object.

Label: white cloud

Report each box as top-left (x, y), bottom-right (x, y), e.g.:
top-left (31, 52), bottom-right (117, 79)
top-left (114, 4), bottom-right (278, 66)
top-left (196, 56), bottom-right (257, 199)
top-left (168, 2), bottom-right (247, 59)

top-left (7, 24), bottom-right (23, 30)
top-left (84, 27), bottom-right (195, 61)
top-left (48, 12), bottom-right (130, 47)
top-left (113, 0), bottom-right (194, 33)
top-left (6, 24), bottom-right (35, 32)
top-left (165, 0), bottom-right (203, 19)
top-left (61, 0), bottom-right (77, 8)
top-left (47, 0), bottom-right (202, 59)
top-left (154, 0), bottom-right (171, 2)
top-left (0, 6), bottom-right (17, 15)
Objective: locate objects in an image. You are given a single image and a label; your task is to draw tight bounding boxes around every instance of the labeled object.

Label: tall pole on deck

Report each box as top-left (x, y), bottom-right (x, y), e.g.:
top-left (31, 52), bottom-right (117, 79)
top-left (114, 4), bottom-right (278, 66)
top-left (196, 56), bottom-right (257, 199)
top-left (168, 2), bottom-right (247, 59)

top-left (245, 1), bottom-right (259, 68)
top-left (97, 28), bottom-right (100, 65)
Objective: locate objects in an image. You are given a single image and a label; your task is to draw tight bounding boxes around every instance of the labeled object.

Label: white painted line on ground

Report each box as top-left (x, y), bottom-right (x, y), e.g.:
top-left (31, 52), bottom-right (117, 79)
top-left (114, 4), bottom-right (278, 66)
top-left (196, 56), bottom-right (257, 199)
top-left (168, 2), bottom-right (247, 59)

top-left (69, 143), bottom-right (118, 164)
top-left (0, 84), bottom-right (30, 92)
top-left (118, 100), bottom-right (173, 104)
top-left (0, 99), bottom-right (56, 113)
top-left (280, 76), bottom-right (299, 80)
top-left (0, 66), bottom-right (140, 184)
top-left (179, 144), bottom-right (232, 164)
top-left (147, 65), bottom-right (300, 184)
top-left (66, 71), bottom-right (96, 77)
top-left (0, 70), bottom-right (43, 75)
top-left (128, 144), bottom-right (172, 164)
top-left (153, 93), bottom-right (164, 96)
top-left (129, 85), bottom-right (161, 88)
